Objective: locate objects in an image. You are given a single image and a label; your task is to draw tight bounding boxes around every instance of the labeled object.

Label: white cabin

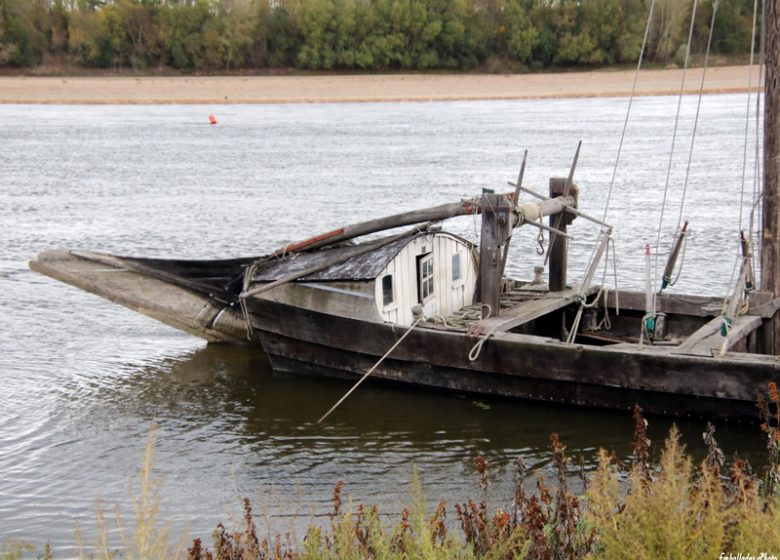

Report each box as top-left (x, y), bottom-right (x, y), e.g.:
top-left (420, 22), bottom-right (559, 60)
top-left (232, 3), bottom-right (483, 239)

top-left (251, 231), bottom-right (477, 326)
top-left (373, 232), bottom-right (477, 324)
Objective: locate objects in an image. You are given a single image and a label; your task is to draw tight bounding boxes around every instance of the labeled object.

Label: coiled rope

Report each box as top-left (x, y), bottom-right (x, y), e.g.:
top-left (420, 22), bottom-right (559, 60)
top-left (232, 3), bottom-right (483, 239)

top-left (429, 304), bottom-right (485, 329)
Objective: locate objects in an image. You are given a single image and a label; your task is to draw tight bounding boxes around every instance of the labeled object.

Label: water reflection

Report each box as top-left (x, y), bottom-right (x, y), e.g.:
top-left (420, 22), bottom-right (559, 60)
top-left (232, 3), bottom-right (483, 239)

top-left (100, 343), bottom-right (770, 488)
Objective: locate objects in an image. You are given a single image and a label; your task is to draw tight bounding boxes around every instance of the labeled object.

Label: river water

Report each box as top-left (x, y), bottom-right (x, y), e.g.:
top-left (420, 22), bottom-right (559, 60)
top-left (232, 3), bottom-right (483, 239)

top-left (0, 95), bottom-right (771, 554)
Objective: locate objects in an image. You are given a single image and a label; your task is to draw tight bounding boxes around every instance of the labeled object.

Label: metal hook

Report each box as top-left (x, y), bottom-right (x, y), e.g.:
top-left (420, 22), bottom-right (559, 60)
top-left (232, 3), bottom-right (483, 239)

top-left (536, 227), bottom-right (545, 255)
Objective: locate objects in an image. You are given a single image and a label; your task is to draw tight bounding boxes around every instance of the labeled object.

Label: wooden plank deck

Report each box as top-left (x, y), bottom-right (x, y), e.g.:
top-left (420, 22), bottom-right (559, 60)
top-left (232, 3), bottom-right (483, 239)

top-left (477, 285), bottom-right (598, 333)
top-left (671, 314), bottom-right (762, 357)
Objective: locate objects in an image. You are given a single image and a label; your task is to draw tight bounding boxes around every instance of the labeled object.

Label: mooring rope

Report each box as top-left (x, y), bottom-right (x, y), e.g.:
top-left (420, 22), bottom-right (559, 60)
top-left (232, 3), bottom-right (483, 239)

top-left (317, 317), bottom-right (423, 424)
top-left (468, 330), bottom-right (495, 362)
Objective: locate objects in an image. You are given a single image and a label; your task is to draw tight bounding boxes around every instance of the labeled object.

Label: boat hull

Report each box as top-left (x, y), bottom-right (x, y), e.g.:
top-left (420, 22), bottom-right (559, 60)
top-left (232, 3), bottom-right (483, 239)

top-left (30, 250), bottom-right (251, 344)
top-left (248, 298), bottom-right (780, 421)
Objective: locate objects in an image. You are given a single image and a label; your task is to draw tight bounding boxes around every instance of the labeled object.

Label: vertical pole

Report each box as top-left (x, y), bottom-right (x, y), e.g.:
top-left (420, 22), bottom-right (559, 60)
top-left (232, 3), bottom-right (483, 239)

top-left (762, 1), bottom-right (780, 352)
top-left (479, 194), bottom-right (512, 318)
top-left (549, 178), bottom-right (578, 291)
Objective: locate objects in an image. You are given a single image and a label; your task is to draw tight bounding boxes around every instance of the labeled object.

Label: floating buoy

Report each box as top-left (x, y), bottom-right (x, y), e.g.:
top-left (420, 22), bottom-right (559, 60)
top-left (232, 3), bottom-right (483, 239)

top-left (208, 114), bottom-right (218, 125)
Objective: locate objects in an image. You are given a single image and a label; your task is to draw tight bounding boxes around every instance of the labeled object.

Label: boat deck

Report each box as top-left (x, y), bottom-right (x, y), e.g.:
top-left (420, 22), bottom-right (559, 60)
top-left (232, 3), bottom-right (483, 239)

top-left (424, 281), bottom-right (779, 363)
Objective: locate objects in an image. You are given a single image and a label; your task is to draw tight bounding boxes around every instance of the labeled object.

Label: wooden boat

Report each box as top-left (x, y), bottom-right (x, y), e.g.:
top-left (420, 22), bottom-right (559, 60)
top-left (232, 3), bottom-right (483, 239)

top-left (29, 178), bottom-right (780, 421)
top-left (30, 9), bottom-right (780, 422)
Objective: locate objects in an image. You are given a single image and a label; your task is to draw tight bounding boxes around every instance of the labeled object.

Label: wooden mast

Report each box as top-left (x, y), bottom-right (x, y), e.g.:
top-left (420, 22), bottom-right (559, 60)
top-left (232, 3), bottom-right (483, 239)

top-left (762, 1), bottom-right (780, 352)
top-left (477, 192), bottom-right (575, 317)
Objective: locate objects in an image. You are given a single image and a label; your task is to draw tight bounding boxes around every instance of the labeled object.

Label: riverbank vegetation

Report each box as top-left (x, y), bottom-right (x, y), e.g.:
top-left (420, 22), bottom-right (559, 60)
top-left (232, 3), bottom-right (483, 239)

top-left (0, 0), bottom-right (759, 74)
top-left (6, 384), bottom-right (780, 560)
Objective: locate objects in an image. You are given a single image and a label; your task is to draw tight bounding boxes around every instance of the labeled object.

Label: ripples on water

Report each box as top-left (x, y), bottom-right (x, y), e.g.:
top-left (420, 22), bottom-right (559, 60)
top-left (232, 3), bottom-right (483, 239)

top-left (0, 96), bottom-right (769, 552)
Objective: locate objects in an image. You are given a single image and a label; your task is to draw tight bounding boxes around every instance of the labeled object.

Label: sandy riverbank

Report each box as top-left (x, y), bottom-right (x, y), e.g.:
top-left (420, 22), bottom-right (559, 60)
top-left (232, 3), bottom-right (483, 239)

top-left (0, 65), bottom-right (759, 104)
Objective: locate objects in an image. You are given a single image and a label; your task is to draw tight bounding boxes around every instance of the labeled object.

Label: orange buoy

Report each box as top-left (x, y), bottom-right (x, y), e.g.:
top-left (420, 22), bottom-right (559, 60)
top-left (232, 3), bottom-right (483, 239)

top-left (208, 114), bottom-right (218, 125)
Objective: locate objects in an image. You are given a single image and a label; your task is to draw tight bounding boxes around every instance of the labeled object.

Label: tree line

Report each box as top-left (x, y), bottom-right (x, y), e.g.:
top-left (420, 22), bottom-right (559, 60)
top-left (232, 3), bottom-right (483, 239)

top-left (0, 0), bottom-right (759, 73)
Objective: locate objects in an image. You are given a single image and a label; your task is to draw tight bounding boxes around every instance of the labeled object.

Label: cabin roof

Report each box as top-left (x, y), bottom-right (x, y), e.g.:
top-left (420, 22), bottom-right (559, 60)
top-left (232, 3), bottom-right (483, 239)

top-left (251, 231), bottom-right (472, 282)
top-left (252, 233), bottom-right (419, 282)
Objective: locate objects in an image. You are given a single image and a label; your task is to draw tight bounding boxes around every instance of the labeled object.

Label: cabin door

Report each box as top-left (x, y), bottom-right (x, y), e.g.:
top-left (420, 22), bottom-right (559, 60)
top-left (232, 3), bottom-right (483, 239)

top-left (450, 252), bottom-right (465, 311)
top-left (417, 252), bottom-right (436, 317)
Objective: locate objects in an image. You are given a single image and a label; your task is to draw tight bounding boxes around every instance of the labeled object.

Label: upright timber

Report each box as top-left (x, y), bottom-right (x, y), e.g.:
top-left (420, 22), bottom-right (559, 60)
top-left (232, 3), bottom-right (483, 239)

top-left (763, 0), bottom-right (780, 352)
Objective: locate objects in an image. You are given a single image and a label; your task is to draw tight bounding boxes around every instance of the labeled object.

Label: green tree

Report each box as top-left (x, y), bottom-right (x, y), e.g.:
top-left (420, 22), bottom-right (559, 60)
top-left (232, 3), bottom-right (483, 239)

top-left (158, 0), bottom-right (211, 70)
top-left (649, 0), bottom-right (690, 63)
top-left (68, 4), bottom-right (124, 68)
top-left (0, 0), bottom-right (763, 73)
top-left (296, 0), bottom-right (338, 69)
top-left (578, 0), bottom-right (622, 65)
top-left (349, 0), bottom-right (377, 69)
top-left (615, 0), bottom-right (647, 63)
top-left (0, 0), bottom-right (49, 67)
top-left (259, 0), bottom-right (300, 68)
top-left (116, 0), bottom-right (161, 69)
top-left (504, 0), bottom-right (538, 65)
top-left (711, 0), bottom-right (754, 55)
top-left (366, 0), bottom-right (410, 69)
top-left (466, 0), bottom-right (504, 64)
top-left (431, 0), bottom-right (476, 69)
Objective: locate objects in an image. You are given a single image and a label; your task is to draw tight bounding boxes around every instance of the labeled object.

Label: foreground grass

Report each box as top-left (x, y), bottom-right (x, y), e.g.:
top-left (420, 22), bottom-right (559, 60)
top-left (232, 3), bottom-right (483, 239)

top-left (6, 384), bottom-right (780, 560)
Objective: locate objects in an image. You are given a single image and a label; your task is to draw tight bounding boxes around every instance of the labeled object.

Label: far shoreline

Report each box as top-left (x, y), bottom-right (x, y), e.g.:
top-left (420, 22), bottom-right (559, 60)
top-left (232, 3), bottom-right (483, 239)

top-left (0, 65), bottom-right (761, 104)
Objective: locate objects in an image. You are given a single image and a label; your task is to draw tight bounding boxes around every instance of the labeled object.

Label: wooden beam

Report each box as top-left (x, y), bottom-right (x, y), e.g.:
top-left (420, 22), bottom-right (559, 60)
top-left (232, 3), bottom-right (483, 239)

top-left (508, 181), bottom-right (611, 228)
top-left (269, 199), bottom-right (483, 257)
top-left (606, 289), bottom-right (780, 319)
top-left (672, 315), bottom-right (762, 357)
top-left (762, 1), bottom-right (780, 352)
top-left (548, 178), bottom-right (578, 291)
top-left (479, 194), bottom-right (512, 317)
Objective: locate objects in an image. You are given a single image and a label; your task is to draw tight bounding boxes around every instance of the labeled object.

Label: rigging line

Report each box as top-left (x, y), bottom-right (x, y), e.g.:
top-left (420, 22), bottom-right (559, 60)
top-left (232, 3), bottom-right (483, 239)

top-left (602, 0), bottom-right (657, 224)
top-left (675, 0), bottom-right (720, 231)
top-left (750, 0), bottom-right (766, 268)
top-left (650, 0), bottom-right (699, 312)
top-left (738, 0), bottom-right (761, 236)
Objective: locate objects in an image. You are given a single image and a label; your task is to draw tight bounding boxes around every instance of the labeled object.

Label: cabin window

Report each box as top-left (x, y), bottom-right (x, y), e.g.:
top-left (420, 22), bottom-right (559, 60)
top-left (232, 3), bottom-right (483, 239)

top-left (382, 274), bottom-right (394, 306)
top-left (417, 253), bottom-right (434, 302)
top-left (452, 253), bottom-right (461, 282)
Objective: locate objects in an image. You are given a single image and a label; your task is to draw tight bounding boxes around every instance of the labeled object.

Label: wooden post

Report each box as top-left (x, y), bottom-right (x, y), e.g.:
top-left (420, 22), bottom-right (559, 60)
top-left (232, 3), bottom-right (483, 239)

top-left (548, 178), bottom-right (578, 291)
top-left (479, 194), bottom-right (513, 318)
top-left (762, 1), bottom-right (780, 353)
